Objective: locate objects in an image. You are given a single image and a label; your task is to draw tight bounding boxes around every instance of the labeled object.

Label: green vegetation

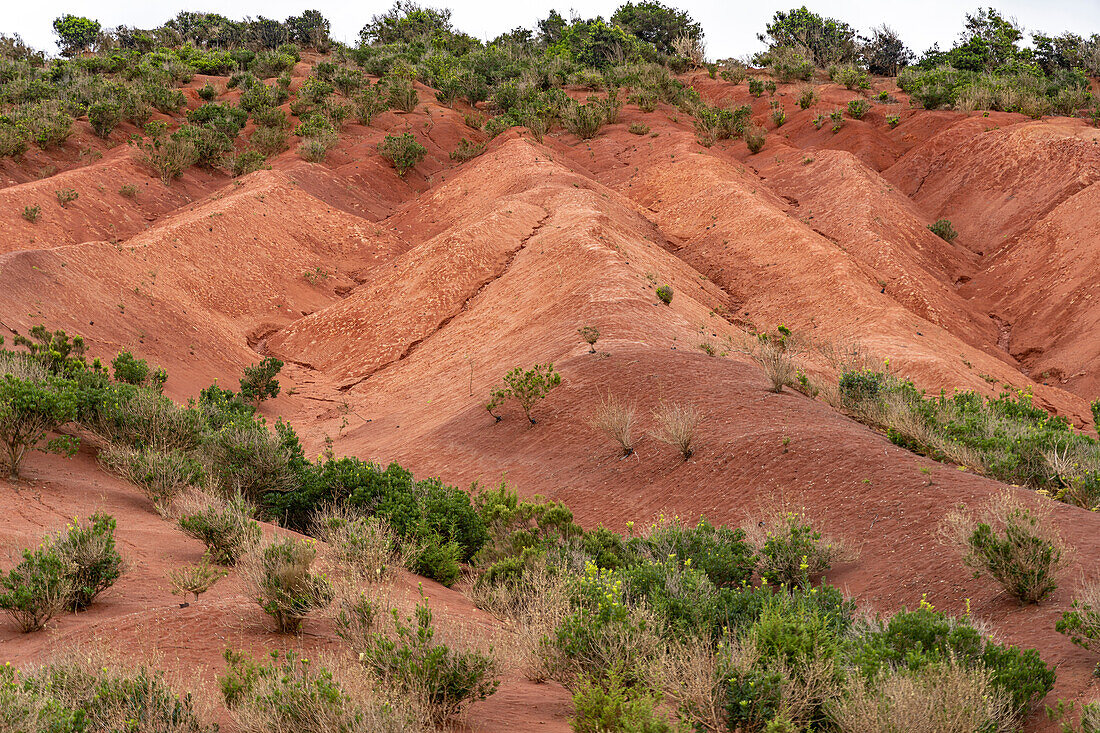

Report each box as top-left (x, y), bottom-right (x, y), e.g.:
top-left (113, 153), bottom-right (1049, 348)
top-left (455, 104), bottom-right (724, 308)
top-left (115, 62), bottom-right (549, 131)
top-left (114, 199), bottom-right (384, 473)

top-left (242, 536), bottom-right (332, 633)
top-left (378, 132), bottom-right (427, 175)
top-left (239, 356), bottom-right (283, 408)
top-left (656, 284), bottom-right (673, 304)
top-left (846, 98), bottom-right (871, 119)
top-left (929, 217), bottom-right (959, 242)
top-left (838, 369), bottom-right (1100, 507)
top-left (487, 364), bottom-right (562, 424)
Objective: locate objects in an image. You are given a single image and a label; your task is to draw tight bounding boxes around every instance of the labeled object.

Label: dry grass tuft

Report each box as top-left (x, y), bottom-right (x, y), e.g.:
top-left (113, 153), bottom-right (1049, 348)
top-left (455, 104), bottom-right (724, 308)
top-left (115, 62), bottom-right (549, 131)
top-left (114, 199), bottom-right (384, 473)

top-left (650, 400), bottom-right (701, 459)
top-left (589, 392), bottom-right (637, 456)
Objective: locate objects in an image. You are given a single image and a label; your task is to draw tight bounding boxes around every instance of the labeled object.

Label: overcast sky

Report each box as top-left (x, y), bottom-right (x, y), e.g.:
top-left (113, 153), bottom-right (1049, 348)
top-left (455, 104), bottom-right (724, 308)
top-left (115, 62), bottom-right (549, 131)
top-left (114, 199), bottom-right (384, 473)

top-left (5, 1), bottom-right (1099, 60)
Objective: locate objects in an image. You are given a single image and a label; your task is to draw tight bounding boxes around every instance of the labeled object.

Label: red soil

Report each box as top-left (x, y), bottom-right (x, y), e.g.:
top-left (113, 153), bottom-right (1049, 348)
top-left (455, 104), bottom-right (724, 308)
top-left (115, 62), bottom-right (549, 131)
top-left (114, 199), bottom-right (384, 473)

top-left (2, 66), bottom-right (1100, 730)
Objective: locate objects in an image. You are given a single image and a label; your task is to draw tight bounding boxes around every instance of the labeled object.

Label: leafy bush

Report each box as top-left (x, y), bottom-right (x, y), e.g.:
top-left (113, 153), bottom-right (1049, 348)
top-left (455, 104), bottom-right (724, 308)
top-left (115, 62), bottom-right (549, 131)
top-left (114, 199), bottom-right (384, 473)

top-left (177, 492), bottom-right (261, 565)
top-left (745, 125), bottom-right (766, 153)
top-left (886, 114), bottom-right (900, 127)
top-left (111, 350), bottom-right (166, 390)
top-left (1057, 580), bottom-right (1100, 674)
top-left (384, 75), bottom-right (418, 112)
top-left (830, 63), bottom-right (869, 90)
top-left (239, 356), bottom-right (282, 408)
top-left (748, 510), bottom-right (842, 588)
top-left (797, 84), bottom-right (817, 109)
top-left (197, 83), bottom-right (218, 101)
top-left (52, 513), bottom-right (124, 610)
top-left (928, 218), bottom-right (958, 242)
top-left (487, 364), bottom-right (562, 424)
top-left (378, 132), bottom-right (426, 175)
top-left (168, 558), bottom-right (225, 602)
top-left (941, 491), bottom-right (1066, 603)
top-left (242, 536), bottom-right (332, 633)
top-left (572, 671), bottom-right (672, 732)
top-left (656, 284), bottom-right (673, 304)
top-left (0, 373), bottom-right (78, 478)
top-left (131, 133), bottom-right (198, 185)
top-left (87, 101), bottom-right (122, 138)
top-left (337, 592), bottom-right (500, 725)
top-left (636, 516), bottom-right (755, 589)
top-left (0, 545), bottom-right (70, 632)
top-left (55, 188), bottom-right (78, 207)
top-left (21, 205), bottom-right (40, 223)
top-left (748, 79), bottom-right (764, 97)
top-left (250, 125), bottom-right (288, 156)
top-left (564, 101), bottom-right (606, 139)
top-left (1, 653), bottom-right (217, 731)
top-left (99, 445), bottom-right (203, 513)
top-left (231, 149), bottom-right (266, 177)
top-left (846, 98), bottom-right (871, 119)
top-left (449, 137), bottom-right (484, 162)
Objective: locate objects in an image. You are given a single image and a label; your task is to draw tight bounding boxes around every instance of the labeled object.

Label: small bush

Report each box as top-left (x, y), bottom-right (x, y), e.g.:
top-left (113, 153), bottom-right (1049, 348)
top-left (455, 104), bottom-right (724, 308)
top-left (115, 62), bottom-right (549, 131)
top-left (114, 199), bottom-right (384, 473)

top-left (748, 79), bottom-right (764, 97)
top-left (941, 491), bottom-right (1066, 603)
top-left (168, 557), bottom-right (225, 602)
top-left (578, 325), bottom-right (600, 353)
top-left (749, 509), bottom-right (842, 587)
top-left (770, 107), bottom-right (786, 127)
top-left (886, 114), bottom-right (900, 128)
top-left (656, 284), bottom-right (673, 304)
top-left (337, 592), bottom-right (500, 725)
top-left (131, 134), bottom-right (198, 185)
top-left (55, 188), bottom-right (78, 207)
top-left (197, 83), bottom-right (218, 101)
top-left (830, 64), bottom-right (870, 91)
top-left (650, 400), bottom-right (700, 460)
top-left (0, 374), bottom-right (79, 478)
top-left (846, 98), bottom-right (871, 119)
top-left (449, 137), bottom-right (484, 162)
top-left (177, 492), bottom-right (261, 566)
top-left (378, 132), bottom-right (426, 175)
top-left (928, 218), bottom-right (958, 242)
top-left (745, 126), bottom-right (766, 153)
top-left (312, 505), bottom-right (411, 583)
top-left (87, 101), bottom-right (122, 139)
top-left (231, 149), bottom-right (267, 177)
top-left (628, 122), bottom-right (650, 135)
top-left (52, 513), bottom-right (124, 610)
top-left (21, 205), bottom-right (40, 223)
top-left (572, 672), bottom-right (672, 733)
top-left (797, 84), bottom-right (818, 110)
top-left (354, 86), bottom-right (388, 125)
top-left (239, 357), bottom-right (282, 408)
top-left (564, 102), bottom-right (606, 139)
top-left (589, 393), bottom-right (636, 456)
top-left (250, 125), bottom-right (288, 156)
top-left (488, 364), bottom-right (562, 424)
top-left (0, 545), bottom-right (71, 632)
top-left (1057, 579), bottom-right (1100, 673)
top-left (99, 445), bottom-right (203, 514)
top-left (119, 184), bottom-right (137, 198)
top-left (242, 536), bottom-right (332, 633)
top-left (384, 76), bottom-right (419, 113)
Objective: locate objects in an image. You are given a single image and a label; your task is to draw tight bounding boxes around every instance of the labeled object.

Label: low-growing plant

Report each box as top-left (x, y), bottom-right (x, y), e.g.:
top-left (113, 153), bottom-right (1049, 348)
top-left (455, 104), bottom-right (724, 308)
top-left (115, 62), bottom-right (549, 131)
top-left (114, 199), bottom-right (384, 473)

top-left (55, 188), bottom-right (78, 207)
top-left (21, 205), bottom-right (40, 223)
top-left (197, 83), bottom-right (218, 101)
top-left (656, 284), bottom-right (673, 304)
top-left (87, 101), bottom-right (122, 139)
top-left (745, 125), bottom-right (766, 153)
top-left (737, 325), bottom-right (802, 393)
top-left (131, 134), bottom-right (198, 186)
top-left (578, 325), bottom-right (600, 353)
top-left (748, 79), bottom-right (764, 97)
top-left (449, 137), bottom-right (485, 162)
top-left (51, 513), bottom-right (124, 610)
top-left (928, 218), bottom-right (959, 242)
top-left (797, 84), bottom-right (818, 110)
top-left (378, 132), bottom-right (426, 176)
top-left (830, 64), bottom-right (870, 91)
top-left (168, 557), bottom-right (226, 603)
top-left (0, 544), bottom-right (71, 632)
top-left (771, 106), bottom-right (787, 127)
top-left (886, 114), bottom-right (901, 128)
top-left (250, 125), bottom-right (288, 156)
top-left (847, 98), bottom-right (871, 119)
top-left (589, 393), bottom-right (637, 457)
top-left (119, 184), bottom-right (137, 198)
top-left (337, 591), bottom-right (500, 725)
top-left (650, 400), bottom-right (700, 460)
top-left (242, 536), bottom-right (332, 633)
top-left (0, 372), bottom-right (79, 478)
top-left (488, 364), bottom-right (562, 424)
top-left (1057, 579), bottom-right (1100, 674)
top-left (384, 76), bottom-right (419, 113)
top-left (746, 509), bottom-right (843, 587)
top-left (312, 504), bottom-right (412, 583)
top-left (99, 445), bottom-right (203, 514)
top-left (564, 102), bottom-right (606, 139)
top-left (231, 149), bottom-right (267, 177)
top-left (941, 491), bottom-right (1067, 603)
top-left (177, 492), bottom-right (261, 566)
top-left (572, 671), bottom-right (672, 732)
top-left (628, 122), bottom-right (650, 135)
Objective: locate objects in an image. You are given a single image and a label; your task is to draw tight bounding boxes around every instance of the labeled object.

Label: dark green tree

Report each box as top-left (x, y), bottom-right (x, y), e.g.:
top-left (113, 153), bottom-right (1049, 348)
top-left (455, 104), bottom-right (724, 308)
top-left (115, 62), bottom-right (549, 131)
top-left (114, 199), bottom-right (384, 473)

top-left (52, 15), bottom-right (101, 57)
top-left (757, 6), bottom-right (856, 67)
top-left (611, 1), bottom-right (702, 56)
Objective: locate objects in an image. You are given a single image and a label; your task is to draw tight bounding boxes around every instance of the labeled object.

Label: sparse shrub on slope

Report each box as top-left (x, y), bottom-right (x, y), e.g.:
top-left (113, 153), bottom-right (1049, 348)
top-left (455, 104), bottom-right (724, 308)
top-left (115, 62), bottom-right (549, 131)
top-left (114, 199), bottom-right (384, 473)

top-left (0, 545), bottom-right (71, 632)
top-left (52, 513), bottom-right (124, 610)
top-left (928, 218), bottom-right (958, 242)
top-left (378, 132), bottom-right (426, 175)
top-left (564, 101), bottom-right (606, 139)
top-left (449, 137), bottom-right (485, 162)
top-left (746, 509), bottom-right (844, 587)
top-left (239, 357), bottom-right (282, 408)
top-left (1057, 579), bottom-right (1100, 675)
top-left (590, 393), bottom-right (636, 457)
top-left (242, 536), bottom-right (332, 633)
top-left (177, 492), bottom-right (262, 566)
top-left (487, 363), bottom-right (562, 424)
top-left (941, 491), bottom-right (1066, 603)
top-left (0, 371), bottom-right (79, 478)
top-left (650, 399), bottom-right (700, 460)
top-left (846, 98), bottom-right (871, 119)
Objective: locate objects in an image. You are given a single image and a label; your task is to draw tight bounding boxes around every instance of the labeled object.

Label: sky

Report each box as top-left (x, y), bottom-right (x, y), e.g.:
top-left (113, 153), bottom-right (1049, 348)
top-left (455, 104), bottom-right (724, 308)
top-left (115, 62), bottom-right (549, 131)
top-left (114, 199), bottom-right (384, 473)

top-left (5, 1), bottom-right (1100, 60)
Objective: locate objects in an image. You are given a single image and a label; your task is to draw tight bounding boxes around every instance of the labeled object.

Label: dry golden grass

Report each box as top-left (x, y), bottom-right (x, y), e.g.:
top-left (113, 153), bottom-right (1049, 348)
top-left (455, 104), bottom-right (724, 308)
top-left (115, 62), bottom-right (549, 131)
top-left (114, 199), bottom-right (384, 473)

top-left (650, 399), bottom-right (701, 459)
top-left (829, 663), bottom-right (1016, 733)
top-left (311, 504), bottom-right (415, 583)
top-left (589, 392), bottom-right (637, 456)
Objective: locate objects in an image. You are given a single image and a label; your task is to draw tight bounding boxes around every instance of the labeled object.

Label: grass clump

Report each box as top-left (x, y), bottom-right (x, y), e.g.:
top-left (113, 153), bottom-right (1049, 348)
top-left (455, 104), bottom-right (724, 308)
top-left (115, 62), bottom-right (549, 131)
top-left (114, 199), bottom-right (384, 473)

top-left (177, 492), bottom-right (261, 566)
top-left (628, 122), bottom-right (650, 135)
top-left (311, 504), bottom-right (412, 583)
top-left (736, 325), bottom-right (802, 393)
top-left (941, 491), bottom-right (1066, 603)
top-left (590, 393), bottom-right (637, 457)
top-left (99, 446), bottom-right (202, 514)
top-left (168, 557), bottom-right (226, 603)
top-left (650, 400), bottom-right (700, 460)
top-left (928, 217), bottom-right (959, 242)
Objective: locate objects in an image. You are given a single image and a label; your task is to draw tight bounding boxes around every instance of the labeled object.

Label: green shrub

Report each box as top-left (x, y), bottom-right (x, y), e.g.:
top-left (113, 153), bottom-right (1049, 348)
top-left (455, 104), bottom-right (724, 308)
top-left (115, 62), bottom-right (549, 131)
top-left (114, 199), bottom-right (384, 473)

top-left (564, 101), bottom-right (606, 139)
top-left (635, 516), bottom-right (755, 589)
top-left (353, 86), bottom-right (388, 125)
top-left (337, 592), bottom-right (500, 725)
top-left (942, 492), bottom-right (1066, 603)
top-left (131, 133), bottom-right (198, 185)
top-left (251, 125), bottom-right (288, 156)
top-left (1057, 580), bottom-right (1100, 674)
top-left (0, 120), bottom-right (30, 158)
top-left (187, 102), bottom-right (248, 137)
top-left (243, 536), bottom-right (332, 633)
top-left (748, 79), bottom-right (764, 97)
top-left (21, 205), bottom-right (40, 223)
top-left (750, 510), bottom-right (842, 588)
top-left (572, 671), bottom-right (671, 733)
top-left (52, 513), bottom-right (124, 610)
top-left (745, 125), bottom-right (766, 153)
top-left (656, 285), bottom-right (673, 304)
top-left (2, 655), bottom-right (217, 731)
top-left (178, 493), bottom-right (261, 566)
top-left (628, 122), bottom-right (650, 135)
top-left (449, 137), bottom-right (485, 162)
top-left (231, 149), bottom-right (266, 177)
top-left (770, 106), bottom-right (786, 127)
top-left (87, 100), bottom-right (122, 138)
top-left (239, 356), bottom-right (282, 408)
top-left (853, 602), bottom-right (1055, 716)
top-left (384, 75), bottom-right (418, 112)
top-left (197, 83), bottom-right (218, 101)
top-left (378, 132), bottom-right (426, 175)
top-left (928, 218), bottom-right (958, 242)
top-left (797, 84), bottom-right (817, 109)
top-left (0, 374), bottom-right (79, 478)
top-left (0, 545), bottom-right (70, 632)
top-left (55, 188), bottom-right (78, 207)
top-left (886, 114), bottom-right (900, 127)
top-left (846, 98), bottom-right (871, 119)
top-left (830, 64), bottom-right (869, 90)
top-left (99, 445), bottom-right (204, 513)
top-left (111, 350), bottom-right (166, 390)
top-left (312, 506), bottom-right (409, 583)
top-left (487, 364), bottom-right (562, 424)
